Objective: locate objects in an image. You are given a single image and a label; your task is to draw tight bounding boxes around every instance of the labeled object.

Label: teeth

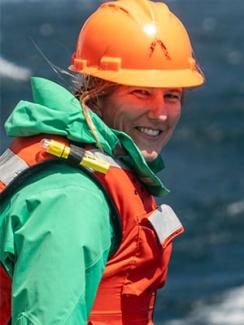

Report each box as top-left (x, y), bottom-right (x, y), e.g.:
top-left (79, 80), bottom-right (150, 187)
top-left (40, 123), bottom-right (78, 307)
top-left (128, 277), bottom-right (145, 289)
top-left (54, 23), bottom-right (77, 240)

top-left (137, 127), bottom-right (160, 136)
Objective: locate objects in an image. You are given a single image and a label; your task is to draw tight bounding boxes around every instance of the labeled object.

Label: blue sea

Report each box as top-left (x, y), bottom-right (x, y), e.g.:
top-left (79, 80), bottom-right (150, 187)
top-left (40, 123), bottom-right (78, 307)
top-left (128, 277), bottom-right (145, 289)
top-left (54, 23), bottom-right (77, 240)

top-left (1, 0), bottom-right (244, 324)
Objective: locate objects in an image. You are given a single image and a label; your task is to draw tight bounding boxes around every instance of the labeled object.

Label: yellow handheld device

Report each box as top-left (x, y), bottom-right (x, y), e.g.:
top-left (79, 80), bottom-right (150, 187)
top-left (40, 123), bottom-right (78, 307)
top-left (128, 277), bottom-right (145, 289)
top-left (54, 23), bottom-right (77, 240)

top-left (41, 139), bottom-right (110, 174)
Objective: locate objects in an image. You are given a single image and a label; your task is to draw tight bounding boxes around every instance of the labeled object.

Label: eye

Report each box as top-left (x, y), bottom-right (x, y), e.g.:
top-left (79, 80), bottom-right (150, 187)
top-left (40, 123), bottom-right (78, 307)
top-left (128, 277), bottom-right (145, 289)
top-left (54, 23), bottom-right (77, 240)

top-left (164, 91), bottom-right (182, 102)
top-left (130, 89), bottom-right (151, 98)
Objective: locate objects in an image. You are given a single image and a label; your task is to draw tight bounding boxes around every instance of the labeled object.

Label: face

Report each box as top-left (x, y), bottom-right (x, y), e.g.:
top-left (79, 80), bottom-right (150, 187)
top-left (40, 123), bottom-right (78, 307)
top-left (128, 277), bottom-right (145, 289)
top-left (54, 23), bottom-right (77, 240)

top-left (101, 86), bottom-right (182, 162)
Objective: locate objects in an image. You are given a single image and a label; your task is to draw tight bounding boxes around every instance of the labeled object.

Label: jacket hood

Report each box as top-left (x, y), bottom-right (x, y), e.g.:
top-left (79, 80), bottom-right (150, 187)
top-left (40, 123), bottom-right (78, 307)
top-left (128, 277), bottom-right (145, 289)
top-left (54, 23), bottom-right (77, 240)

top-left (5, 77), bottom-right (169, 196)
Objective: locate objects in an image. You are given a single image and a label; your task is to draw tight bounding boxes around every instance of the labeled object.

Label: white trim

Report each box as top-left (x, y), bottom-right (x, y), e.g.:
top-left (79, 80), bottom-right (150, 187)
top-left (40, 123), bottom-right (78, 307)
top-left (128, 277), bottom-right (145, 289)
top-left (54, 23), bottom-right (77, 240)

top-left (148, 204), bottom-right (183, 245)
top-left (0, 148), bottom-right (29, 185)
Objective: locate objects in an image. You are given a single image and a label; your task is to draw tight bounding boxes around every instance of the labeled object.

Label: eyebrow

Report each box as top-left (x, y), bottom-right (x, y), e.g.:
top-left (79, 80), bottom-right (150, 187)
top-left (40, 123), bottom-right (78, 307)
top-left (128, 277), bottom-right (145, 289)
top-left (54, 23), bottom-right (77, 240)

top-left (166, 88), bottom-right (182, 93)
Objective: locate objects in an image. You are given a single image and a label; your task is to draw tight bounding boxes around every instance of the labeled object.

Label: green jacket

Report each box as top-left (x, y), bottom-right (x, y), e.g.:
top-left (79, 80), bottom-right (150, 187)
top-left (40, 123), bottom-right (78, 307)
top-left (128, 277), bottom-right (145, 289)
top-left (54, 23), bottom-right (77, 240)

top-left (0, 78), bottom-right (168, 324)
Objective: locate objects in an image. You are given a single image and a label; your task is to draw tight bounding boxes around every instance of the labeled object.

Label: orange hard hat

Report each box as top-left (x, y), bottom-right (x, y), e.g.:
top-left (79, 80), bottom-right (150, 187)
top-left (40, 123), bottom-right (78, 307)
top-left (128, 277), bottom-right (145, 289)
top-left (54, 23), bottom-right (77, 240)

top-left (70, 0), bottom-right (205, 88)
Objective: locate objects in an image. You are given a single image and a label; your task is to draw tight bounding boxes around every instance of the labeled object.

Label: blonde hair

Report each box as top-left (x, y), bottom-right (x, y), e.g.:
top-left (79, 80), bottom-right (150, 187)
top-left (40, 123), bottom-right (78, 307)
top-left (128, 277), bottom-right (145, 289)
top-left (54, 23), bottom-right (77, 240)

top-left (75, 75), bottom-right (117, 151)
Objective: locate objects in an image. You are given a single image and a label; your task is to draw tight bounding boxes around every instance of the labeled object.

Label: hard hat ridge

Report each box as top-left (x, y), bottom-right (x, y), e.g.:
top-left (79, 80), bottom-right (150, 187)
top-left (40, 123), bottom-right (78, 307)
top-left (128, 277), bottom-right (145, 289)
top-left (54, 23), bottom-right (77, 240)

top-left (101, 0), bottom-right (171, 27)
top-left (100, 0), bottom-right (157, 25)
top-left (130, 0), bottom-right (156, 21)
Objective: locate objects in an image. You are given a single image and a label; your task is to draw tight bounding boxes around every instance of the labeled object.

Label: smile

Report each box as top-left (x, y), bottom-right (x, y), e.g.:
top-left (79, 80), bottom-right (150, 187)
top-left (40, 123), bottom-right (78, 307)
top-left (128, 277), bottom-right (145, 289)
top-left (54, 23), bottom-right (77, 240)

top-left (136, 127), bottom-right (162, 137)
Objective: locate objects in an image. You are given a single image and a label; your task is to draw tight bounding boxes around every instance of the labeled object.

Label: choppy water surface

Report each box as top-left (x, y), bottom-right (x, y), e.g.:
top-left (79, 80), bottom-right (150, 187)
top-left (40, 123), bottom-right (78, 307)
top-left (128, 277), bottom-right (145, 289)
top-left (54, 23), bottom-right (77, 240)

top-left (1, 0), bottom-right (244, 324)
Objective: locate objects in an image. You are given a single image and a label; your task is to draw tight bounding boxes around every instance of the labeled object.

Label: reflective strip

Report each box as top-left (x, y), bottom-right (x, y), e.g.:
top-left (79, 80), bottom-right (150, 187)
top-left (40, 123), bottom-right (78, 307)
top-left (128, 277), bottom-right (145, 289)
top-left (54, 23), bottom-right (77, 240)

top-left (0, 148), bottom-right (29, 186)
top-left (88, 149), bottom-right (129, 170)
top-left (148, 204), bottom-right (184, 247)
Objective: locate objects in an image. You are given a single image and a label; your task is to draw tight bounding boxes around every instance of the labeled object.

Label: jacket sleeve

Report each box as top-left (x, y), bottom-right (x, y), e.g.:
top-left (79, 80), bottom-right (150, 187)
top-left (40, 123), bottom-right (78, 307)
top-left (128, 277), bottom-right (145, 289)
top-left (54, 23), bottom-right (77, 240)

top-left (0, 165), bottom-right (114, 325)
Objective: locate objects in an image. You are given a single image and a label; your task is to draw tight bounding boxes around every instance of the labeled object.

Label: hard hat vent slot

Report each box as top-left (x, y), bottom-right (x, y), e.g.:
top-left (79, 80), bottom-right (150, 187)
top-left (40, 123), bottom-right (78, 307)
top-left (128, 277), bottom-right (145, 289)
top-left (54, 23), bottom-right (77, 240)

top-left (102, 3), bottom-right (129, 15)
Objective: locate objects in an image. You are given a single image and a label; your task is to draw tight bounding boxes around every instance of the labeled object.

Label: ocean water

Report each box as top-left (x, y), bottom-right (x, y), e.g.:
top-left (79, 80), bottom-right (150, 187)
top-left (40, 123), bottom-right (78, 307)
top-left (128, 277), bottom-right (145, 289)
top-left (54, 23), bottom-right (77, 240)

top-left (1, 0), bottom-right (244, 324)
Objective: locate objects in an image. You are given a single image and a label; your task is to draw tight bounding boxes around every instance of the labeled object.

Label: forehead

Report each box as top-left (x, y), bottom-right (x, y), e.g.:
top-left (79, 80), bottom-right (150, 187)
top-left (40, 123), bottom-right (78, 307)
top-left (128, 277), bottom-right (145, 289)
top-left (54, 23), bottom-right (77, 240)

top-left (112, 85), bottom-right (183, 95)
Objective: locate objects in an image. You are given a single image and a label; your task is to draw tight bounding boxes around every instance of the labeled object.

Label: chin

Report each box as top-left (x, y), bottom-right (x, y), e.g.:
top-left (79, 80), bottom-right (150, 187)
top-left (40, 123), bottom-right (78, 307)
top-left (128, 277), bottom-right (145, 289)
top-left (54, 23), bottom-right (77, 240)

top-left (141, 150), bottom-right (159, 162)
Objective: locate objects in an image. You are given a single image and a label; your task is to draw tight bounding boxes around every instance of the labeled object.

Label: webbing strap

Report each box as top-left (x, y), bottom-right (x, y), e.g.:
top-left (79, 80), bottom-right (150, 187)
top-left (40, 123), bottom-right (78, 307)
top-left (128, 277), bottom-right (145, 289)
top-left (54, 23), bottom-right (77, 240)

top-left (0, 264), bottom-right (11, 325)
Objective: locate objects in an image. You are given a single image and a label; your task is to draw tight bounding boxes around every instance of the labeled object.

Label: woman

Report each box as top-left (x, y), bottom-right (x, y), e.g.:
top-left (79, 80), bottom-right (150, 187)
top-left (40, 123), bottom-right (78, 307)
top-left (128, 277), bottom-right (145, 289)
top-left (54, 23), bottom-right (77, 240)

top-left (0, 0), bottom-right (204, 324)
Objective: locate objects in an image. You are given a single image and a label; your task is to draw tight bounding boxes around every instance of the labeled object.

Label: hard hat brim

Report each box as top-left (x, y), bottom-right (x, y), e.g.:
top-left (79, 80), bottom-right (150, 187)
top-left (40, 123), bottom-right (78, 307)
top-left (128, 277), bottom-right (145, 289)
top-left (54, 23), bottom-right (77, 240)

top-left (69, 65), bottom-right (204, 88)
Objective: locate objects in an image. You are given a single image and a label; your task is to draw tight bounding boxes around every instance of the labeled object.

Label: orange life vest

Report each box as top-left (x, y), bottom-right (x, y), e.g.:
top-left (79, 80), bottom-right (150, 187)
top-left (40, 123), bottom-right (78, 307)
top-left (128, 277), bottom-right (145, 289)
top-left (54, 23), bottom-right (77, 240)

top-left (0, 135), bottom-right (184, 325)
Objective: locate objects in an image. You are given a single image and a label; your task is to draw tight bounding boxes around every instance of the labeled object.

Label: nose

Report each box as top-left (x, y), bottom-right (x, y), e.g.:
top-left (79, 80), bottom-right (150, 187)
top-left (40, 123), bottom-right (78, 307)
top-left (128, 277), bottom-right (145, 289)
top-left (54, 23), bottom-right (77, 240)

top-left (147, 90), bottom-right (168, 121)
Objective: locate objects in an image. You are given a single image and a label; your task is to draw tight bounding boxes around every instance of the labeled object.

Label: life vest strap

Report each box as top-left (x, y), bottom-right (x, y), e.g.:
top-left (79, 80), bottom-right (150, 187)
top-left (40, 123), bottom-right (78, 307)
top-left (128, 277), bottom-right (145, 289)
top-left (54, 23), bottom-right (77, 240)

top-left (0, 264), bottom-right (11, 325)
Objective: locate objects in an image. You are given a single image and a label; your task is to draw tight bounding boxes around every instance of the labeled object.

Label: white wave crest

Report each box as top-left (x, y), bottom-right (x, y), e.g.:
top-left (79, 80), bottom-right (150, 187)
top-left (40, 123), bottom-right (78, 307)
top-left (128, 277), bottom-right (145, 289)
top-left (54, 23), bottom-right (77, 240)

top-left (165, 286), bottom-right (244, 325)
top-left (0, 57), bottom-right (31, 81)
top-left (226, 200), bottom-right (244, 217)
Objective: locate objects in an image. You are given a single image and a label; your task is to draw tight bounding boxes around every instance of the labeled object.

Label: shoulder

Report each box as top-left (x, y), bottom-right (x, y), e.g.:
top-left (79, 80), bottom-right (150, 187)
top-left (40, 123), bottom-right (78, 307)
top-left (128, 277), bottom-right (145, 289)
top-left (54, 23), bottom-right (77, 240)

top-left (13, 161), bottom-right (108, 203)
top-left (0, 162), bottom-right (114, 277)
top-left (1, 162), bottom-right (111, 227)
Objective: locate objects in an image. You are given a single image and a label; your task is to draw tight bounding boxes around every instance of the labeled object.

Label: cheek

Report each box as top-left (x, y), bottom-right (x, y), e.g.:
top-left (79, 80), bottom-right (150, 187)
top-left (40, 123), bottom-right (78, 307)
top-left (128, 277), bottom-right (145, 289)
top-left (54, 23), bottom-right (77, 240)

top-left (112, 109), bottom-right (134, 131)
top-left (169, 106), bottom-right (181, 126)
top-left (101, 101), bottom-right (117, 127)
top-left (101, 104), bottom-right (128, 131)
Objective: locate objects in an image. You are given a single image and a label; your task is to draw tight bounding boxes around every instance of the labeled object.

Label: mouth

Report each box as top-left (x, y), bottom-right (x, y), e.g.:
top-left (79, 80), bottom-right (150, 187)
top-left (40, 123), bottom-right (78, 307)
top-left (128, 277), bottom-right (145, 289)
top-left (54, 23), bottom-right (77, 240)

top-left (135, 126), bottom-right (162, 137)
